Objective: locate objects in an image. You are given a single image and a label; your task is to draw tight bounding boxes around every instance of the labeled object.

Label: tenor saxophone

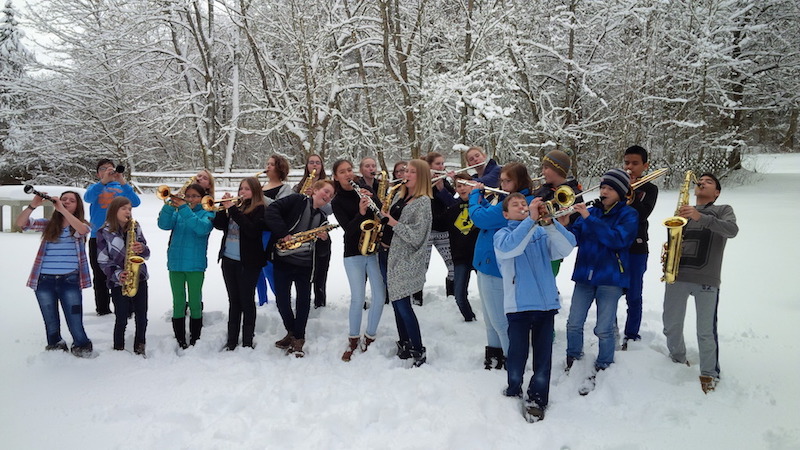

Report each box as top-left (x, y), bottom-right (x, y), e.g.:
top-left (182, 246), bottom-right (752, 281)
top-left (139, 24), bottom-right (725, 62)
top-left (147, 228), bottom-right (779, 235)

top-left (276, 223), bottom-right (340, 251)
top-left (661, 170), bottom-right (696, 284)
top-left (122, 218), bottom-right (145, 297)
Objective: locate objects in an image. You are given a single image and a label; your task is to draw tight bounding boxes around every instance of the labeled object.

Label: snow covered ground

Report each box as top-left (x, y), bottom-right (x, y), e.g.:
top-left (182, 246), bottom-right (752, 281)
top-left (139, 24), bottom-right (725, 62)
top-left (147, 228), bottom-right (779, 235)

top-left (1, 154), bottom-right (798, 449)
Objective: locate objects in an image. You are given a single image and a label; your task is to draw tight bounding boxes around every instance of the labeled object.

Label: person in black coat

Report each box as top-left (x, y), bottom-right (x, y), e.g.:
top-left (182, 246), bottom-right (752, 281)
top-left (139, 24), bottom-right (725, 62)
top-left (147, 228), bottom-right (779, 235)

top-left (265, 180), bottom-right (336, 357)
top-left (213, 177), bottom-right (268, 351)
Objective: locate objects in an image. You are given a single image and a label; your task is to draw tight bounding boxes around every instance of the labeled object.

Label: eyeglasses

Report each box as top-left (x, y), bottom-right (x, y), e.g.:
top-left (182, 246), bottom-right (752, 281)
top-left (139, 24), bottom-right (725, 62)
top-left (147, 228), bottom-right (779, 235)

top-left (184, 194), bottom-right (203, 199)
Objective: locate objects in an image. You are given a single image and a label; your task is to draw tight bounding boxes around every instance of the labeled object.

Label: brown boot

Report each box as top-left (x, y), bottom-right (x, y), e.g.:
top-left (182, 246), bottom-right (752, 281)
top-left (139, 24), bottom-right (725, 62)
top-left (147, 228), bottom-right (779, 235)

top-left (288, 337), bottom-right (305, 358)
top-left (341, 337), bottom-right (360, 362)
top-left (700, 375), bottom-right (718, 393)
top-left (275, 332), bottom-right (293, 350)
top-left (361, 334), bottom-right (376, 352)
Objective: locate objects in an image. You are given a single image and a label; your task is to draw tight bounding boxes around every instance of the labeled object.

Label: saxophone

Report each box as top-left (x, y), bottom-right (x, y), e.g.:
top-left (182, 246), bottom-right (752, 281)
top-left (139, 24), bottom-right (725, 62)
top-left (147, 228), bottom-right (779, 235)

top-left (276, 223), bottom-right (340, 251)
top-left (122, 218), bottom-right (145, 297)
top-left (661, 170), bottom-right (696, 283)
top-left (300, 169), bottom-right (317, 196)
top-left (355, 171), bottom-right (388, 255)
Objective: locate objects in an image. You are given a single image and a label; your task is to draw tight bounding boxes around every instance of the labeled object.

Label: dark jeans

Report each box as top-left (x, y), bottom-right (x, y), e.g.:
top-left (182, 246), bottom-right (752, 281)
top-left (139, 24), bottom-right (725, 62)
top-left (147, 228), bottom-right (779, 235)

top-left (221, 257), bottom-right (260, 347)
top-left (624, 252), bottom-right (648, 339)
top-left (111, 281), bottom-right (148, 349)
top-left (34, 272), bottom-right (91, 348)
top-left (506, 310), bottom-right (557, 408)
top-left (274, 260), bottom-right (313, 339)
top-left (392, 297), bottom-right (423, 351)
top-left (314, 252), bottom-right (331, 307)
top-left (453, 263), bottom-right (476, 320)
top-left (89, 238), bottom-right (112, 314)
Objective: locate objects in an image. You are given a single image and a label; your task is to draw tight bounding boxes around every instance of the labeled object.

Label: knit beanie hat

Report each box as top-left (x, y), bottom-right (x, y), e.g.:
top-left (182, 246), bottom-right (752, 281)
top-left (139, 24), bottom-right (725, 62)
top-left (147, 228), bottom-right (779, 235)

top-left (542, 150), bottom-right (572, 178)
top-left (600, 168), bottom-right (631, 202)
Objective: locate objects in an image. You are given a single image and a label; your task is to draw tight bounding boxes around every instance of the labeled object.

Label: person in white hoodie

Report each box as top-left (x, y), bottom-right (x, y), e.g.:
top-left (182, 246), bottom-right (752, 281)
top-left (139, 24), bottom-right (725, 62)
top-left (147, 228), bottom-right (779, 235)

top-left (494, 193), bottom-right (576, 422)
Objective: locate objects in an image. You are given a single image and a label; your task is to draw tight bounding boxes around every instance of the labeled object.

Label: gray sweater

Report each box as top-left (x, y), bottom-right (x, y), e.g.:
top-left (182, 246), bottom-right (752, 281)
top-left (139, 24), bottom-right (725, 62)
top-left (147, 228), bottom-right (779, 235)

top-left (387, 196), bottom-right (432, 301)
top-left (677, 202), bottom-right (738, 288)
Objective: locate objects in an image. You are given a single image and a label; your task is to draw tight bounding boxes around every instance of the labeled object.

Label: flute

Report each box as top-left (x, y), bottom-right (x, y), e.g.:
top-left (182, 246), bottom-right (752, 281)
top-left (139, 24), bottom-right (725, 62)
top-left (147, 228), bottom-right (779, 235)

top-left (431, 161), bottom-right (489, 183)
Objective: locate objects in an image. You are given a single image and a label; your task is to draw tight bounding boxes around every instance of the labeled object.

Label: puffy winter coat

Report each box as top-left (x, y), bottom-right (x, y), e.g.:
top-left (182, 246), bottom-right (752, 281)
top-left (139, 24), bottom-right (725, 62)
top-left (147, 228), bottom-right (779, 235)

top-left (157, 203), bottom-right (214, 272)
top-left (468, 189), bottom-right (533, 278)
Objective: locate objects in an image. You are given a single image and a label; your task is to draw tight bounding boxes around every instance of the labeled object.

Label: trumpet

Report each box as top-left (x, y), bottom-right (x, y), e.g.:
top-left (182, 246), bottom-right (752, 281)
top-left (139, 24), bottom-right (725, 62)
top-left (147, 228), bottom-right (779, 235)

top-left (23, 185), bottom-right (55, 202)
top-left (432, 161), bottom-right (489, 183)
top-left (155, 185), bottom-right (184, 205)
top-left (455, 179), bottom-right (510, 196)
top-left (537, 198), bottom-right (602, 225)
top-left (201, 195), bottom-right (243, 211)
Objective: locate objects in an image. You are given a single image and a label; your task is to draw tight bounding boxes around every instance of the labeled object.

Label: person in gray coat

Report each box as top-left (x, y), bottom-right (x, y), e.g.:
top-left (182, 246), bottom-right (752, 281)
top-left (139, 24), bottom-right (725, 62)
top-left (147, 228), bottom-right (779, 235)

top-left (384, 159), bottom-right (433, 367)
top-left (662, 173), bottom-right (738, 394)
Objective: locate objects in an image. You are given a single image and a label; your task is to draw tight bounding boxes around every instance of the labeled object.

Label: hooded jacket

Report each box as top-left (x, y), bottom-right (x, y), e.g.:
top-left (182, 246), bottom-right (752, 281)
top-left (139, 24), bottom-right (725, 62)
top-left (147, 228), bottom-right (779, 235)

top-left (468, 188), bottom-right (533, 278)
top-left (157, 203), bottom-right (214, 272)
top-left (494, 218), bottom-right (576, 314)
top-left (569, 201), bottom-right (638, 288)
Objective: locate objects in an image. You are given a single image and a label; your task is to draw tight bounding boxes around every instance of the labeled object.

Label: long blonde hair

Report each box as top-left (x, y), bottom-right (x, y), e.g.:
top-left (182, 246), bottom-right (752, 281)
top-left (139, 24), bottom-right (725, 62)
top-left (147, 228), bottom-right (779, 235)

top-left (404, 159), bottom-right (433, 199)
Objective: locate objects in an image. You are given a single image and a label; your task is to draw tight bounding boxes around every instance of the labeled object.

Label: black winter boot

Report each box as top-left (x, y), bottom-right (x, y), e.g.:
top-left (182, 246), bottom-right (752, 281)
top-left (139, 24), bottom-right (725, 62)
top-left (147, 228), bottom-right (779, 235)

top-left (412, 290), bottom-right (423, 306)
top-left (189, 317), bottom-right (203, 346)
top-left (484, 346), bottom-right (493, 370)
top-left (445, 278), bottom-right (455, 297)
top-left (396, 340), bottom-right (412, 360)
top-left (495, 349), bottom-right (507, 370)
top-left (172, 318), bottom-right (188, 349)
top-left (410, 346), bottom-right (427, 367)
top-left (485, 346), bottom-right (503, 370)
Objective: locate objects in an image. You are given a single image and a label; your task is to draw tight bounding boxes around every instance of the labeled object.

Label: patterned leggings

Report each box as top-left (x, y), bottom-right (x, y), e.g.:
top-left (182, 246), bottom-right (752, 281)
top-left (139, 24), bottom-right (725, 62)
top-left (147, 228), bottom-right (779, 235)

top-left (429, 230), bottom-right (454, 281)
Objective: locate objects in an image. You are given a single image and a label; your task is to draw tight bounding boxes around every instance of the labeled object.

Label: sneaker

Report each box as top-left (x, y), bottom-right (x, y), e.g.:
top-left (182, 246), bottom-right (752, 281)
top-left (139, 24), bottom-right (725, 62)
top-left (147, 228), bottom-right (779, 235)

top-left (275, 332), bottom-right (293, 350)
top-left (522, 401), bottom-right (545, 423)
top-left (70, 342), bottom-right (94, 358)
top-left (46, 341), bottom-right (68, 352)
top-left (502, 388), bottom-right (522, 398)
top-left (700, 375), bottom-right (718, 394)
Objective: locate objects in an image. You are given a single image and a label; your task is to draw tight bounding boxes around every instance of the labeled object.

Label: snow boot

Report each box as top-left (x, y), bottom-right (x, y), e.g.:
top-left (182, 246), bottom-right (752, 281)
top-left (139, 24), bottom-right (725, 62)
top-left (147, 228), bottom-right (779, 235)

top-left (275, 332), bottom-right (294, 350)
top-left (46, 340), bottom-right (68, 352)
top-left (396, 340), bottom-right (412, 360)
top-left (485, 346), bottom-right (504, 370)
top-left (445, 278), bottom-right (455, 297)
top-left (412, 290), bottom-right (423, 306)
top-left (361, 334), bottom-right (376, 352)
top-left (700, 375), bottom-right (718, 394)
top-left (288, 338), bottom-right (305, 358)
top-left (189, 317), bottom-right (203, 346)
top-left (522, 401), bottom-right (545, 423)
top-left (342, 337), bottom-right (360, 362)
top-left (134, 342), bottom-right (146, 358)
top-left (172, 318), bottom-right (189, 349)
top-left (410, 346), bottom-right (427, 368)
top-left (70, 342), bottom-right (94, 358)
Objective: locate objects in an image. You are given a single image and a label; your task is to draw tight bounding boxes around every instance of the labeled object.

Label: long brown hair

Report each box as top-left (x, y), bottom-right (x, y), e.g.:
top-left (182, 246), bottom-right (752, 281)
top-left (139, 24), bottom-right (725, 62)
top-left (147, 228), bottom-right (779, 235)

top-left (501, 162), bottom-right (533, 193)
top-left (105, 197), bottom-right (132, 234)
top-left (239, 177), bottom-right (265, 214)
top-left (301, 154), bottom-right (327, 181)
top-left (198, 169), bottom-right (216, 198)
top-left (42, 191), bottom-right (88, 243)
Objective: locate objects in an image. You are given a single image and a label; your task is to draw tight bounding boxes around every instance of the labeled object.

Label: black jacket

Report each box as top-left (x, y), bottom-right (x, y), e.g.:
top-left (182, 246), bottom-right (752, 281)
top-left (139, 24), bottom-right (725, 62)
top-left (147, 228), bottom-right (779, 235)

top-left (628, 181), bottom-right (658, 254)
top-left (444, 197), bottom-right (479, 266)
top-left (212, 204), bottom-right (267, 268)
top-left (331, 189), bottom-right (372, 258)
top-left (431, 180), bottom-right (458, 232)
top-left (264, 193), bottom-right (330, 260)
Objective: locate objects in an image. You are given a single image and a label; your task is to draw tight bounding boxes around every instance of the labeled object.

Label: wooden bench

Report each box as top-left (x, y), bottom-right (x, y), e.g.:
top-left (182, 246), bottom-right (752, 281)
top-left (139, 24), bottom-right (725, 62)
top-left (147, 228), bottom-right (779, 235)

top-left (0, 185), bottom-right (83, 232)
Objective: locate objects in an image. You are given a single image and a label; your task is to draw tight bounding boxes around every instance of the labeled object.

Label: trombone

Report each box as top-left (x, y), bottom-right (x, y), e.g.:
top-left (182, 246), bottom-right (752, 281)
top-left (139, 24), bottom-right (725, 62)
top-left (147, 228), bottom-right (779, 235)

top-left (201, 195), bottom-right (243, 212)
top-left (626, 168), bottom-right (668, 204)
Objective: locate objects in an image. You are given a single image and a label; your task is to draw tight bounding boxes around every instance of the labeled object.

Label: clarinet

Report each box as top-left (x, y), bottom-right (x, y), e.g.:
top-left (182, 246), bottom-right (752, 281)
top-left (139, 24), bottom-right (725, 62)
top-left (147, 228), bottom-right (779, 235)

top-left (24, 185), bottom-right (55, 202)
top-left (348, 179), bottom-right (387, 223)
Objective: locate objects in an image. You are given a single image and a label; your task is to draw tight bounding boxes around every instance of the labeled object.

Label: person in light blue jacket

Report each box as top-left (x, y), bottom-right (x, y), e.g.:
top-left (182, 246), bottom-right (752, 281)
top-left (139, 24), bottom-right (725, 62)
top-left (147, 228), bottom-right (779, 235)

top-left (494, 193), bottom-right (576, 422)
top-left (468, 162), bottom-right (533, 369)
top-left (157, 183), bottom-right (215, 349)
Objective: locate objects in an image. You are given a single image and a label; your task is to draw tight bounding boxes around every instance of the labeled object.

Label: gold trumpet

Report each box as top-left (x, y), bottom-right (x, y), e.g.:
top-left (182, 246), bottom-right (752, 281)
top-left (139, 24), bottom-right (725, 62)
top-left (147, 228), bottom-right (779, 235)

top-left (156, 185), bottom-right (184, 205)
top-left (201, 195), bottom-right (243, 212)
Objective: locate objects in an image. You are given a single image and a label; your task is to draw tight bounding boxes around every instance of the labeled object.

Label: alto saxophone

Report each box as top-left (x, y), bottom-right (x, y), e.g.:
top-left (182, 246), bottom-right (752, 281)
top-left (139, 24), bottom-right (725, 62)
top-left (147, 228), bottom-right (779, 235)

top-left (353, 171), bottom-right (388, 255)
top-left (276, 223), bottom-right (340, 251)
top-left (122, 218), bottom-right (145, 297)
top-left (661, 170), bottom-right (696, 283)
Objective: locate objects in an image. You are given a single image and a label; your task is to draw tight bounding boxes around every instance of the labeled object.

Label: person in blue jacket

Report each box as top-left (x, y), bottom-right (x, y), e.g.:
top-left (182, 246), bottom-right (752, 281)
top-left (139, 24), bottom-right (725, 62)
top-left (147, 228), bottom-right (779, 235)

top-left (466, 146), bottom-right (502, 188)
top-left (563, 168), bottom-right (638, 390)
top-left (468, 162), bottom-right (533, 370)
top-left (495, 193), bottom-right (576, 422)
top-left (157, 183), bottom-right (215, 349)
top-left (84, 158), bottom-right (141, 316)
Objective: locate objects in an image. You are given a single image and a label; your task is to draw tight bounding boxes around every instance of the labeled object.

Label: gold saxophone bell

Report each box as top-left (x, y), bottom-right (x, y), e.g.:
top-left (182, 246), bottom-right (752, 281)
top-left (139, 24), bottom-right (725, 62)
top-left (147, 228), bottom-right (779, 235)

top-left (661, 170), bottom-right (697, 284)
top-left (122, 219), bottom-right (144, 297)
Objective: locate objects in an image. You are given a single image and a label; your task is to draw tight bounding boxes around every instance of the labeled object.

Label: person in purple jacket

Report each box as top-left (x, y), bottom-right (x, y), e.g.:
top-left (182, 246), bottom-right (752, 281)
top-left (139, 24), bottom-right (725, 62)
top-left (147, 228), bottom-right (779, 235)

top-left (97, 196), bottom-right (150, 356)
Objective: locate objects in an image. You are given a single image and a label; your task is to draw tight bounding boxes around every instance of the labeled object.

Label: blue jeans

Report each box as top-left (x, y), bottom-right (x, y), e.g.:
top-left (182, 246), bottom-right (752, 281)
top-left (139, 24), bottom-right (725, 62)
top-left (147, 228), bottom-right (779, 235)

top-left (392, 297), bottom-right (423, 351)
top-left (256, 262), bottom-right (275, 306)
top-left (506, 310), bottom-right (557, 407)
top-left (624, 253), bottom-right (648, 339)
top-left (111, 281), bottom-right (148, 349)
top-left (34, 272), bottom-right (91, 348)
top-left (453, 263), bottom-right (476, 321)
top-left (344, 255), bottom-right (385, 337)
top-left (273, 260), bottom-right (313, 339)
top-left (477, 272), bottom-right (509, 354)
top-left (566, 283), bottom-right (622, 369)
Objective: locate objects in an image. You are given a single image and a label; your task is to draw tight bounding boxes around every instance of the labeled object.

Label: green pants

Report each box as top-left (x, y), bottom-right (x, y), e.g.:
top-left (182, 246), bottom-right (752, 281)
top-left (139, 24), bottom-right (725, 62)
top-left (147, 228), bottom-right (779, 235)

top-left (551, 259), bottom-right (562, 276)
top-left (170, 271), bottom-right (205, 319)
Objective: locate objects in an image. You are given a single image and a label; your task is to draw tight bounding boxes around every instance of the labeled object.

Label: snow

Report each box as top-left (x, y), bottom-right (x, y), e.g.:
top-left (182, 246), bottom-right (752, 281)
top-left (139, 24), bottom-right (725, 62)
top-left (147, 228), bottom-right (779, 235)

top-left (1, 154), bottom-right (799, 449)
